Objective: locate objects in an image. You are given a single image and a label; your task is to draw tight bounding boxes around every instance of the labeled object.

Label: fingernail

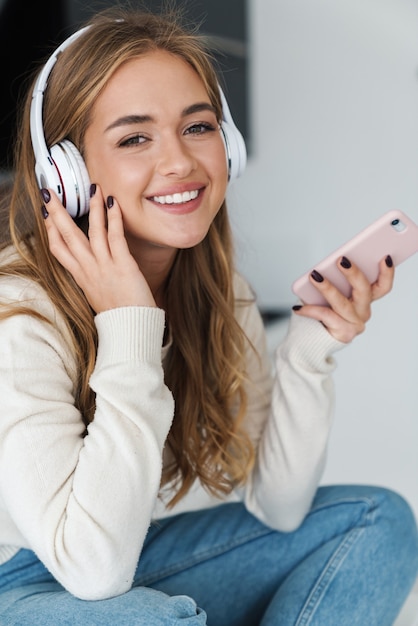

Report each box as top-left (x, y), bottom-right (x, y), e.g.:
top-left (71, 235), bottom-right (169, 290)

top-left (40, 188), bottom-right (50, 204)
top-left (340, 256), bottom-right (351, 269)
top-left (385, 254), bottom-right (393, 268)
top-left (311, 269), bottom-right (324, 283)
top-left (106, 195), bottom-right (114, 209)
top-left (41, 205), bottom-right (49, 219)
top-left (90, 183), bottom-right (97, 198)
top-left (292, 305), bottom-right (302, 311)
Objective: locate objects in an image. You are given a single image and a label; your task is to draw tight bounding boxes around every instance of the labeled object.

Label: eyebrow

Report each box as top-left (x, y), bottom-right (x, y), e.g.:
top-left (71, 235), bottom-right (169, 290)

top-left (104, 102), bottom-right (217, 132)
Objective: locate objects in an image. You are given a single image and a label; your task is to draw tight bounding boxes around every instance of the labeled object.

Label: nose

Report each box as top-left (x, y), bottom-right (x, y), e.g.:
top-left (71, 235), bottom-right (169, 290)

top-left (156, 134), bottom-right (197, 178)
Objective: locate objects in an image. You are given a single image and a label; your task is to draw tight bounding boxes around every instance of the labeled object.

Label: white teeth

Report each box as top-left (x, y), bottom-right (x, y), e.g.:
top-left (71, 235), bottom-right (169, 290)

top-left (153, 190), bottom-right (199, 205)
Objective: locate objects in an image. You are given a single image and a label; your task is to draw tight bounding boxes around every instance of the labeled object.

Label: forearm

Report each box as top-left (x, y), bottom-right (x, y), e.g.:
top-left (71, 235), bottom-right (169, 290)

top-left (244, 315), bottom-right (344, 530)
top-left (0, 305), bottom-right (174, 600)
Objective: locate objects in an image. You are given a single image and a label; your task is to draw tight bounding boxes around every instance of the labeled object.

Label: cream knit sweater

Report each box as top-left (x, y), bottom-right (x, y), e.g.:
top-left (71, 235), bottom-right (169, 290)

top-left (0, 265), bottom-right (344, 600)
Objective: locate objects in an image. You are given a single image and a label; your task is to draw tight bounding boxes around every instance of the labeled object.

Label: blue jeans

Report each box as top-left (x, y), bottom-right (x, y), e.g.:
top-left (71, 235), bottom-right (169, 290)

top-left (0, 485), bottom-right (417, 625)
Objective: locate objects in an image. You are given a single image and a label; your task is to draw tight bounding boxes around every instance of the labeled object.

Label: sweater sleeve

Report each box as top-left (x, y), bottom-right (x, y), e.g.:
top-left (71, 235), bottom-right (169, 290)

top-left (0, 282), bottom-right (174, 600)
top-left (234, 276), bottom-right (345, 531)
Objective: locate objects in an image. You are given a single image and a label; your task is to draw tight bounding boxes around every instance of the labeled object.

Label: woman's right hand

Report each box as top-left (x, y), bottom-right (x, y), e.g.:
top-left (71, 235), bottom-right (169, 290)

top-left (41, 184), bottom-right (156, 313)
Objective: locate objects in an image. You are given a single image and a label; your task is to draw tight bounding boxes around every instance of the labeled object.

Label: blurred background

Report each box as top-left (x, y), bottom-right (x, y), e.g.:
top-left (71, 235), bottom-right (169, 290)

top-left (225, 0), bottom-right (418, 531)
top-left (1, 3), bottom-right (417, 617)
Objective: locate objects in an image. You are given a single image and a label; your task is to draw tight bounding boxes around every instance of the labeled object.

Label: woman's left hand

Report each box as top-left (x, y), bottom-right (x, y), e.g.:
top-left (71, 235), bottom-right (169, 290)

top-left (292, 255), bottom-right (394, 343)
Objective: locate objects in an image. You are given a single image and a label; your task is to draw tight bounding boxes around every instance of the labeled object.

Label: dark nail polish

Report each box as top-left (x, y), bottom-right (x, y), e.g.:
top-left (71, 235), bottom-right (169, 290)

top-left (292, 305), bottom-right (302, 311)
top-left (40, 188), bottom-right (51, 204)
top-left (41, 205), bottom-right (49, 219)
top-left (106, 195), bottom-right (114, 209)
top-left (385, 254), bottom-right (393, 268)
top-left (311, 269), bottom-right (324, 283)
top-left (340, 256), bottom-right (351, 269)
top-left (90, 183), bottom-right (97, 198)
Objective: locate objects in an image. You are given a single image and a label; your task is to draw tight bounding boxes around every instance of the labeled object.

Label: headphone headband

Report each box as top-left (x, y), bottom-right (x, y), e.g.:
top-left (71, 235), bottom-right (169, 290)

top-left (30, 27), bottom-right (90, 166)
top-left (30, 24), bottom-right (247, 218)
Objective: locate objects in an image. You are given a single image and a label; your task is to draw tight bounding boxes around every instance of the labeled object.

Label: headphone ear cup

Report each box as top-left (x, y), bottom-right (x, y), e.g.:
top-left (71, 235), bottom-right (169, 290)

top-left (218, 86), bottom-right (247, 182)
top-left (49, 140), bottom-right (91, 218)
top-left (220, 120), bottom-right (247, 182)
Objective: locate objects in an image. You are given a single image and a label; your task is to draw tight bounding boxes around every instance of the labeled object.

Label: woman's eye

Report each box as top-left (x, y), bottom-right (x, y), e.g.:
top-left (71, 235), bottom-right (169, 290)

top-left (185, 122), bottom-right (216, 135)
top-left (119, 134), bottom-right (147, 147)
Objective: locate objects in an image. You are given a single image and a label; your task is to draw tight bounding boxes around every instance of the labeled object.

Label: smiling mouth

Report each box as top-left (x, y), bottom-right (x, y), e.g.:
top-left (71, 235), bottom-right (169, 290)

top-left (152, 189), bottom-right (200, 205)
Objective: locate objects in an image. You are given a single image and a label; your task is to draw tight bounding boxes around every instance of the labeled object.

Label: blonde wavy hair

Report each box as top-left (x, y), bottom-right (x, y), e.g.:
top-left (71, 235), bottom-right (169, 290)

top-left (0, 4), bottom-right (255, 507)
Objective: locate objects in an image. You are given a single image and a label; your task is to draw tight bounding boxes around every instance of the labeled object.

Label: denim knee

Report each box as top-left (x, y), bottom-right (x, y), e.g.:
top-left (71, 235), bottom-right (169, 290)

top-left (370, 486), bottom-right (418, 583)
top-left (0, 585), bottom-right (208, 626)
top-left (376, 487), bottom-right (418, 538)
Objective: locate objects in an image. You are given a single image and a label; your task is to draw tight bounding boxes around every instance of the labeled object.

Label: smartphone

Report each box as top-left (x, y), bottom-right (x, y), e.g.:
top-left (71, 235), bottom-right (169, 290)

top-left (291, 209), bottom-right (418, 306)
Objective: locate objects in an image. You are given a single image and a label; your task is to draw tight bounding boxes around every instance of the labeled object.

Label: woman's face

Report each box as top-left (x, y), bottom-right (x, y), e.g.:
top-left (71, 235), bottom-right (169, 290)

top-left (84, 50), bottom-right (228, 257)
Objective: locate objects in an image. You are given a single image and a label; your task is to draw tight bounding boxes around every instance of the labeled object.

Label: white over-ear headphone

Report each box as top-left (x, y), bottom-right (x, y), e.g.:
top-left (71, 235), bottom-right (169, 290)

top-left (30, 25), bottom-right (247, 219)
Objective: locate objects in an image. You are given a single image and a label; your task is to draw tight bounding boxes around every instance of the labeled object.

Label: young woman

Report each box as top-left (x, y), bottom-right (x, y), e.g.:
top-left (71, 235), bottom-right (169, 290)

top-left (0, 6), bottom-right (416, 625)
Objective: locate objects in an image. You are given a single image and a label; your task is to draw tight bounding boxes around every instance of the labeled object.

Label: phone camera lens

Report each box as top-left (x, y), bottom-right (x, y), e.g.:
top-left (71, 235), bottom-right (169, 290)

top-left (391, 218), bottom-right (406, 232)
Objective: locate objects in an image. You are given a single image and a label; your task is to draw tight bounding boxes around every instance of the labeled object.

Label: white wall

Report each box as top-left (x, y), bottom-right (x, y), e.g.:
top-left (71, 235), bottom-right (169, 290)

top-left (228, 0), bottom-right (418, 308)
top-left (227, 0), bottom-right (418, 518)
